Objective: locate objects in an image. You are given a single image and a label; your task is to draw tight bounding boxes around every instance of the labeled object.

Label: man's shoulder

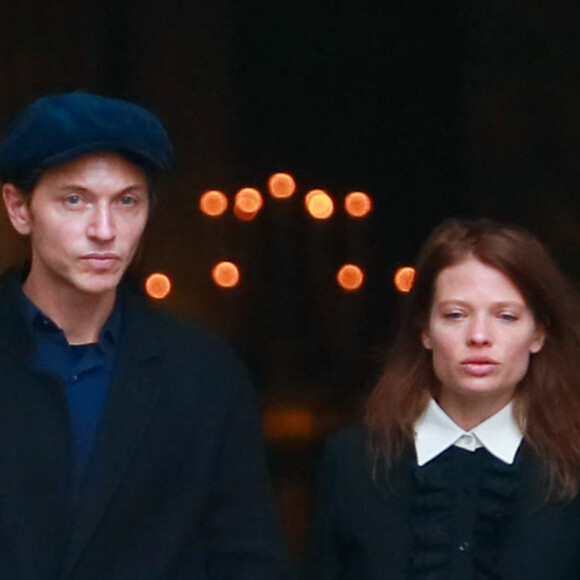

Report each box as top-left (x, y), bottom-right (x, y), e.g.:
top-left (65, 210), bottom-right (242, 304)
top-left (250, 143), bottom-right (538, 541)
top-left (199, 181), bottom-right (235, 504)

top-left (0, 267), bottom-right (29, 325)
top-left (120, 283), bottom-right (252, 392)
top-left (123, 286), bottom-right (233, 353)
top-left (0, 266), bottom-right (25, 297)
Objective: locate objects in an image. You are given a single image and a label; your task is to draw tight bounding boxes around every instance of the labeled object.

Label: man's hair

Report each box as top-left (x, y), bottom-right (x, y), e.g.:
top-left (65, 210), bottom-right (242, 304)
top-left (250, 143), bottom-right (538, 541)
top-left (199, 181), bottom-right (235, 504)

top-left (365, 218), bottom-right (580, 500)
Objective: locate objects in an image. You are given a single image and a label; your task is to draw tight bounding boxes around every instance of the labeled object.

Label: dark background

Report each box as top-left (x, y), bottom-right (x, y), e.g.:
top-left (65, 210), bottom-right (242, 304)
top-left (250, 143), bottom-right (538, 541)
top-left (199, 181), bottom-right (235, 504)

top-left (1, 0), bottom-right (580, 560)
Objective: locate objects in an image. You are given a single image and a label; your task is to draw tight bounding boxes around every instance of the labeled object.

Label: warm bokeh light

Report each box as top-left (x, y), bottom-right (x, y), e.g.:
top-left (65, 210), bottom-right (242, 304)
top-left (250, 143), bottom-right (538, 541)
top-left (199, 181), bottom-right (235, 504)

top-left (212, 261), bottom-right (241, 288)
top-left (394, 266), bottom-right (416, 293)
top-left (305, 189), bottom-right (334, 219)
top-left (199, 190), bottom-right (228, 217)
top-left (235, 187), bottom-right (263, 211)
top-left (344, 191), bottom-right (373, 218)
top-left (233, 204), bottom-right (258, 221)
top-left (263, 407), bottom-right (314, 440)
top-left (337, 264), bottom-right (365, 291)
top-left (233, 188), bottom-right (263, 221)
top-left (268, 172), bottom-right (296, 199)
top-left (145, 273), bottom-right (172, 299)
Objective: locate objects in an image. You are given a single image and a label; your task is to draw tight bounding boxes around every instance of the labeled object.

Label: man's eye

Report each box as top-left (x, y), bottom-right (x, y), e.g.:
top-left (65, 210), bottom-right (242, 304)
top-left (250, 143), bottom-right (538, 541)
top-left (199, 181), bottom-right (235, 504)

top-left (120, 195), bottom-right (137, 206)
top-left (64, 194), bottom-right (82, 206)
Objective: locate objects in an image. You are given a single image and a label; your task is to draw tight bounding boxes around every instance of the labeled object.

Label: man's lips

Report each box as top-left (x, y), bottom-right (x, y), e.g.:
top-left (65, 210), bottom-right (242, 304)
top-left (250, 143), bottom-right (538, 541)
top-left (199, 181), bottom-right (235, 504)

top-left (81, 253), bottom-right (120, 270)
top-left (461, 357), bottom-right (499, 377)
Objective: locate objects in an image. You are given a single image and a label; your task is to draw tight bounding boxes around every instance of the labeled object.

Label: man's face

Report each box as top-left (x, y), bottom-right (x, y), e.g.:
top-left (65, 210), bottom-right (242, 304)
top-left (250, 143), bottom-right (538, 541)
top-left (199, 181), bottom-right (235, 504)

top-left (3, 153), bottom-right (149, 298)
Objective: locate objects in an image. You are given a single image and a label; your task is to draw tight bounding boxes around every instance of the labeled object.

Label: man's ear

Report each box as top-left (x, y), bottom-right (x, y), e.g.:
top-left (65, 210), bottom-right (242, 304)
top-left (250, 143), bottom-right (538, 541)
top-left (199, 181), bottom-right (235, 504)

top-left (2, 184), bottom-right (32, 235)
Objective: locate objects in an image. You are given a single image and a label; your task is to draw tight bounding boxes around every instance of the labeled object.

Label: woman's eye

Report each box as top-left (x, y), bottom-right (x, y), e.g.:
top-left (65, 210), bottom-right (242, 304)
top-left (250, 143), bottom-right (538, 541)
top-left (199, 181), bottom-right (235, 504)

top-left (443, 311), bottom-right (464, 320)
top-left (499, 313), bottom-right (518, 322)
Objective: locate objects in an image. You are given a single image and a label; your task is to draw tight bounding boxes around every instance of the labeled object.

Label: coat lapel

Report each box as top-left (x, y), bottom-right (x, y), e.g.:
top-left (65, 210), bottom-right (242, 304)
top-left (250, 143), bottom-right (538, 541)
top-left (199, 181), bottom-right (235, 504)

top-left (0, 270), bottom-right (73, 579)
top-left (0, 269), bottom-right (34, 362)
top-left (61, 291), bottom-right (165, 579)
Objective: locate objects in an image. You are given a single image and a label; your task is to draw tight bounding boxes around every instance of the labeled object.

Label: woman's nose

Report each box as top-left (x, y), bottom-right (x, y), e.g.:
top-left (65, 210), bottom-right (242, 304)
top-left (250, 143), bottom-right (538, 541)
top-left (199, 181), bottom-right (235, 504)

top-left (466, 315), bottom-right (492, 346)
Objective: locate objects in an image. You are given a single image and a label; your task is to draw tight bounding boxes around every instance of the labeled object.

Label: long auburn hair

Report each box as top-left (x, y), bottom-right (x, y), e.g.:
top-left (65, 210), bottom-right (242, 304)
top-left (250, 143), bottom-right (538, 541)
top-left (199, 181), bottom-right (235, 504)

top-left (365, 218), bottom-right (580, 500)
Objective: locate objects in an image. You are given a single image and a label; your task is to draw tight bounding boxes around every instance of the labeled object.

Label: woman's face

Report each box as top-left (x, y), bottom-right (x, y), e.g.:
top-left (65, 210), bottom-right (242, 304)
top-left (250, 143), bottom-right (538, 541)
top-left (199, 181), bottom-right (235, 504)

top-left (422, 258), bottom-right (545, 411)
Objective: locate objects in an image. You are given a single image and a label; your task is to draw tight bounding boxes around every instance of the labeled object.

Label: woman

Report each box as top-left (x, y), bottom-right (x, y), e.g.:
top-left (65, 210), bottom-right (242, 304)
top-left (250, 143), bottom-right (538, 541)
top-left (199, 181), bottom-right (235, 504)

top-left (307, 219), bottom-right (580, 580)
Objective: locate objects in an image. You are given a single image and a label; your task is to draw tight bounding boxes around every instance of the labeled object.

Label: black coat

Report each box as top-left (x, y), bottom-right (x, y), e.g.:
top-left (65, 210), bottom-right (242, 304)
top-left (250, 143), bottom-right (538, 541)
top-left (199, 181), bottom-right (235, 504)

top-left (307, 428), bottom-right (580, 580)
top-left (0, 270), bottom-right (289, 580)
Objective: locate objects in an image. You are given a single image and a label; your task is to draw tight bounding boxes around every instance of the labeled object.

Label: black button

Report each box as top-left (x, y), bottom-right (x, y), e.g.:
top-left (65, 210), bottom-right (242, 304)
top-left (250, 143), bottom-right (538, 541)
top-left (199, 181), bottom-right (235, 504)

top-left (458, 541), bottom-right (470, 552)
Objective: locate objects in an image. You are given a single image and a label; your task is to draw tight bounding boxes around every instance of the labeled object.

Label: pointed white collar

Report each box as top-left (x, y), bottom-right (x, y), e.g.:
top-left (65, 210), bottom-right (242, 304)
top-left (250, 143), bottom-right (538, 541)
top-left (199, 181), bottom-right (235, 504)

top-left (414, 398), bottom-right (523, 467)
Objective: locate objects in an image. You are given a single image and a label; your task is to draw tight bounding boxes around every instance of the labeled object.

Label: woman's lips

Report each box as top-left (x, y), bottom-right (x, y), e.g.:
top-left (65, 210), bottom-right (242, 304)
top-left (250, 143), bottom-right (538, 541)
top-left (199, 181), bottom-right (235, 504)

top-left (461, 358), bottom-right (499, 377)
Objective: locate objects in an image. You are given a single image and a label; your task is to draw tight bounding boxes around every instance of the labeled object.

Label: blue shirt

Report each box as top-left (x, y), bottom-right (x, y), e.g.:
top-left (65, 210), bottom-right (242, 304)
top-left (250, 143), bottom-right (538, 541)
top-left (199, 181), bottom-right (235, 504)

top-left (21, 291), bottom-right (122, 480)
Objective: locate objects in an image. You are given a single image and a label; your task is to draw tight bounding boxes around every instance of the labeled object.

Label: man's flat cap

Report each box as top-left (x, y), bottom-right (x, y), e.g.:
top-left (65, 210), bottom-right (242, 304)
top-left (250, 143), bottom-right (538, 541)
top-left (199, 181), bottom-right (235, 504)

top-left (0, 92), bottom-right (172, 183)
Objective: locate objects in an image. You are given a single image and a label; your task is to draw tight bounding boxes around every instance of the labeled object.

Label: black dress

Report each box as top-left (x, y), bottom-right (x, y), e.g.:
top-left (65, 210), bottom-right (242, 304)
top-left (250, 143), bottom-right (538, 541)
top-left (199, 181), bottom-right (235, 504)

top-left (306, 428), bottom-right (580, 580)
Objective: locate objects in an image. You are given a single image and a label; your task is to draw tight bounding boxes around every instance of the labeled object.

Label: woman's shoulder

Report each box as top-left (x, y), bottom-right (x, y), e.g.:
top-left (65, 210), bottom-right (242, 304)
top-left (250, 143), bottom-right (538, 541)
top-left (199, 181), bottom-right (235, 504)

top-left (324, 425), bottom-right (368, 456)
top-left (316, 426), bottom-right (375, 483)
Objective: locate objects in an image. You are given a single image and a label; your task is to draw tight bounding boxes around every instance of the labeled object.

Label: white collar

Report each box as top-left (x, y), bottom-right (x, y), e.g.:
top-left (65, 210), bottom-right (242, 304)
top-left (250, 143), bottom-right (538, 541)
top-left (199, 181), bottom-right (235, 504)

top-left (414, 398), bottom-right (523, 467)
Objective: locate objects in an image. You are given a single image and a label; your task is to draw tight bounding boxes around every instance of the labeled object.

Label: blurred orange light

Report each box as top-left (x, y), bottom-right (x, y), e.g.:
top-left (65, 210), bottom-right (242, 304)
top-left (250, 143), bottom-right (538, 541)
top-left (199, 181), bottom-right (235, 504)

top-left (337, 264), bottom-right (365, 291)
top-left (212, 261), bottom-right (241, 288)
top-left (233, 204), bottom-right (258, 221)
top-left (394, 266), bottom-right (416, 293)
top-left (268, 172), bottom-right (296, 199)
top-left (263, 407), bottom-right (314, 440)
top-left (145, 273), bottom-right (172, 299)
top-left (235, 187), bottom-right (263, 213)
top-left (199, 190), bottom-right (228, 217)
top-left (305, 189), bottom-right (334, 219)
top-left (344, 191), bottom-right (373, 218)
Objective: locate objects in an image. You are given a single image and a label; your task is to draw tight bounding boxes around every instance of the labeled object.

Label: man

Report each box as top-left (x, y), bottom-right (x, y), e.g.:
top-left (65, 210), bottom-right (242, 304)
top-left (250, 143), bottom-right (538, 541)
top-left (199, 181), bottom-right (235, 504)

top-left (0, 93), bottom-right (288, 580)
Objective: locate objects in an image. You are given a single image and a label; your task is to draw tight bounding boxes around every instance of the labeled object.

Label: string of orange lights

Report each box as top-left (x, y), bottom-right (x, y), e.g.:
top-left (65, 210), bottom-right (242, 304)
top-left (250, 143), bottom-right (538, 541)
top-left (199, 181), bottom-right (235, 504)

top-left (143, 172), bottom-right (416, 299)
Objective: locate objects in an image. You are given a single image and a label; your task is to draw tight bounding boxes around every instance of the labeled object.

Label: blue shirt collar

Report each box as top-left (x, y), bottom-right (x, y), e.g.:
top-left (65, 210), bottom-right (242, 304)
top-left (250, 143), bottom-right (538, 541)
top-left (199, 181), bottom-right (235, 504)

top-left (19, 287), bottom-right (123, 347)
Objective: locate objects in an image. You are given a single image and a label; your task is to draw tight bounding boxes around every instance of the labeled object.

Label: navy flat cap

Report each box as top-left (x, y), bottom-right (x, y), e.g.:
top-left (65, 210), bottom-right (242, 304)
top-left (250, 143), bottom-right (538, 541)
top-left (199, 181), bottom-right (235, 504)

top-left (0, 92), bottom-right (172, 184)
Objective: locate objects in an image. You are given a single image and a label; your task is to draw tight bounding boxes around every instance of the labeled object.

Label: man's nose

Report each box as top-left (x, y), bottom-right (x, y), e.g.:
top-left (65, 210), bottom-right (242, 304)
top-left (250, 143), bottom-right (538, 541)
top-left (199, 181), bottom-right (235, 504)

top-left (87, 205), bottom-right (116, 241)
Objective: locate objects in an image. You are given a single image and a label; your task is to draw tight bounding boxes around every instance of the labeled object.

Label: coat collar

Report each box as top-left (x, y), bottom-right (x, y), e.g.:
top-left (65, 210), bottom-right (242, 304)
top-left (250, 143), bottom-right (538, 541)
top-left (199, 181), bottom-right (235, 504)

top-left (0, 267), bottom-right (36, 361)
top-left (61, 282), bottom-right (166, 579)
